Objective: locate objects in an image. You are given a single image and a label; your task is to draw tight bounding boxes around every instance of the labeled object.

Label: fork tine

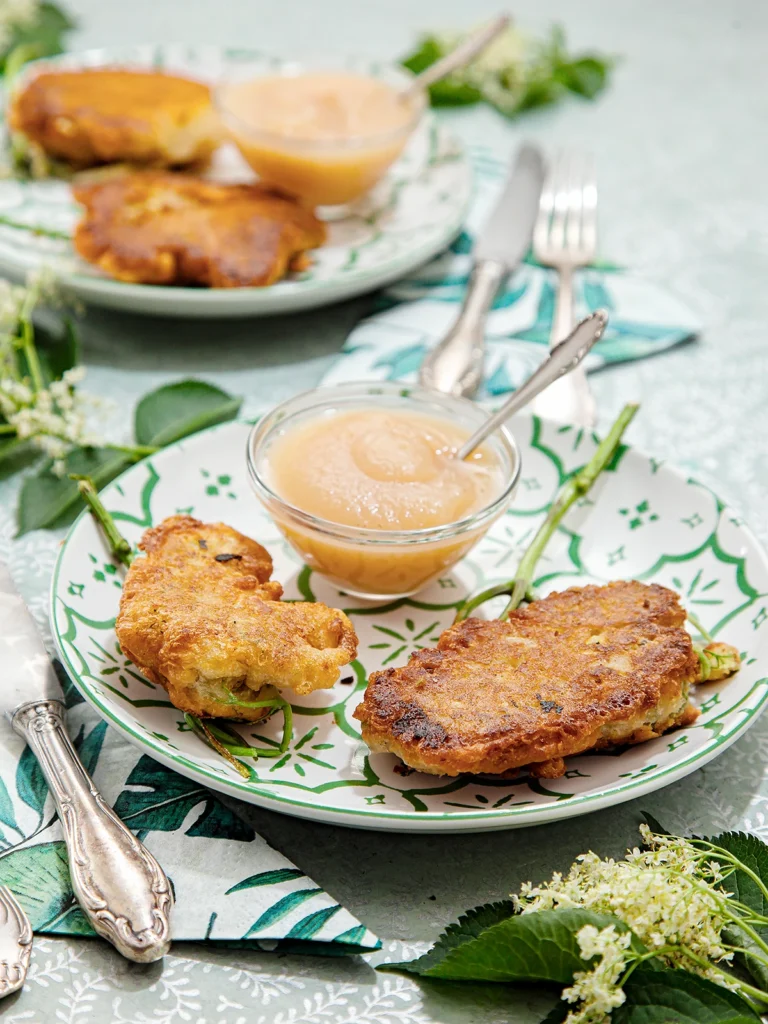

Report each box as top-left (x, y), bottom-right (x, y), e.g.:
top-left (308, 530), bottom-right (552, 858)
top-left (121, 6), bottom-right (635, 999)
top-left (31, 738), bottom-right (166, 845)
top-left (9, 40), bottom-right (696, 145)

top-left (548, 152), bottom-right (570, 251)
top-left (533, 160), bottom-right (555, 254)
top-left (580, 154), bottom-right (598, 258)
top-left (565, 155), bottom-right (584, 252)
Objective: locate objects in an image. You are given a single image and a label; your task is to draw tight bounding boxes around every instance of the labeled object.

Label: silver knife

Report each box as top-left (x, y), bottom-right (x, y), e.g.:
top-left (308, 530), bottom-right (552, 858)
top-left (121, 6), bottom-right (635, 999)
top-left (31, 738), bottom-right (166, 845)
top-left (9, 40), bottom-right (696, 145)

top-left (418, 142), bottom-right (546, 397)
top-left (0, 565), bottom-right (172, 963)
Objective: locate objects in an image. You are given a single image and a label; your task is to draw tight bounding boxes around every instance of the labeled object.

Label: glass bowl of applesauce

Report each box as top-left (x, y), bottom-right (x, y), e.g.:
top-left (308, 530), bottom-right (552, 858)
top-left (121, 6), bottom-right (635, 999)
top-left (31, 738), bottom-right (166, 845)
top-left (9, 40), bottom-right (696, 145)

top-left (215, 56), bottom-right (427, 209)
top-left (246, 382), bottom-right (521, 601)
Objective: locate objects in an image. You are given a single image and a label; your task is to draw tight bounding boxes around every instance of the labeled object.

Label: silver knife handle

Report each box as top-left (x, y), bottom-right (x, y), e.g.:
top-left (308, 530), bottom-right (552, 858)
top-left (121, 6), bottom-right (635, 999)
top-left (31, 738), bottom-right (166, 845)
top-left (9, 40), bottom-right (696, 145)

top-left (418, 259), bottom-right (506, 397)
top-left (12, 700), bottom-right (172, 963)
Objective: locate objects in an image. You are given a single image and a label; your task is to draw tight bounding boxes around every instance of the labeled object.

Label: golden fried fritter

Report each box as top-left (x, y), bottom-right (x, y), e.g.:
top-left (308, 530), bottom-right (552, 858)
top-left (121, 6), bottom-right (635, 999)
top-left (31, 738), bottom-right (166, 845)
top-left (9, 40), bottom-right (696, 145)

top-left (72, 172), bottom-right (326, 287)
top-left (115, 516), bottom-right (357, 720)
top-left (9, 68), bottom-right (220, 168)
top-left (355, 581), bottom-right (707, 777)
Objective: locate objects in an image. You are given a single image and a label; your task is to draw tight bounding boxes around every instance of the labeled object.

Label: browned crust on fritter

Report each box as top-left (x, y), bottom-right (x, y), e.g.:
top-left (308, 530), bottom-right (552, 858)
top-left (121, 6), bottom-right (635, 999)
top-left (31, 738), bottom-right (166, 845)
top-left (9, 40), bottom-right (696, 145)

top-left (354, 581), bottom-right (700, 777)
top-left (115, 515), bottom-right (357, 719)
top-left (71, 172), bottom-right (326, 287)
top-left (10, 68), bottom-right (220, 168)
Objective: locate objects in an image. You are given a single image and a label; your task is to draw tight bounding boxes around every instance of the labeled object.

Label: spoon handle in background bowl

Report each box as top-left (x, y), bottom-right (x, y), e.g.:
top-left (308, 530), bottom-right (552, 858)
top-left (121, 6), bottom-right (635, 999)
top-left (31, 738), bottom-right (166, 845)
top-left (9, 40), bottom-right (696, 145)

top-left (455, 309), bottom-right (609, 461)
top-left (400, 14), bottom-right (510, 102)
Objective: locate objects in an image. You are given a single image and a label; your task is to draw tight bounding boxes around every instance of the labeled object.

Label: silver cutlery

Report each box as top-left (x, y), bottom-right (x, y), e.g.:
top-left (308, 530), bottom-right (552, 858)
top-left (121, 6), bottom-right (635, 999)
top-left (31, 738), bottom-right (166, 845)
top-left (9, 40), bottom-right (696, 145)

top-left (418, 143), bottom-right (546, 397)
top-left (0, 886), bottom-right (31, 997)
top-left (530, 152), bottom-right (598, 426)
top-left (456, 309), bottom-right (608, 460)
top-left (0, 565), bottom-right (173, 963)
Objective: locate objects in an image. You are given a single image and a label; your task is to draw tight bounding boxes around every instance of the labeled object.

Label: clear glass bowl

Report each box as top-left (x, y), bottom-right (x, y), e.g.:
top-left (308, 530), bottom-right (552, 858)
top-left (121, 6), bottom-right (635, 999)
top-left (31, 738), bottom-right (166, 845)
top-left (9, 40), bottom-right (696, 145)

top-left (215, 56), bottom-right (426, 209)
top-left (246, 382), bottom-right (521, 601)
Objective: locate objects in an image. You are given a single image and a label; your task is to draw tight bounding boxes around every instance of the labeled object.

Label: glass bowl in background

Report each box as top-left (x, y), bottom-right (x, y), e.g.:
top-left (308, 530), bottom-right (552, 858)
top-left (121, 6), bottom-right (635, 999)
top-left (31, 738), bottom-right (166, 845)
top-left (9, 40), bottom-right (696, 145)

top-left (246, 382), bottom-right (521, 601)
top-left (215, 55), bottom-right (427, 209)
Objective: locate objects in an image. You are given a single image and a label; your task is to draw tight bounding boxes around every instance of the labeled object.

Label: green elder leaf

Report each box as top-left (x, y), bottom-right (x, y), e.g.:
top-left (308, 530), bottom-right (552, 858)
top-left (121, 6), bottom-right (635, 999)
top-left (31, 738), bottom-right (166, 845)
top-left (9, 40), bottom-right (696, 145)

top-left (134, 379), bottom-right (242, 448)
top-left (705, 831), bottom-right (768, 989)
top-left (387, 907), bottom-right (640, 982)
top-left (555, 55), bottom-right (611, 99)
top-left (386, 901), bottom-right (517, 975)
top-left (400, 37), bottom-right (483, 106)
top-left (16, 447), bottom-right (130, 535)
top-left (0, 840), bottom-right (92, 934)
top-left (613, 965), bottom-right (761, 1023)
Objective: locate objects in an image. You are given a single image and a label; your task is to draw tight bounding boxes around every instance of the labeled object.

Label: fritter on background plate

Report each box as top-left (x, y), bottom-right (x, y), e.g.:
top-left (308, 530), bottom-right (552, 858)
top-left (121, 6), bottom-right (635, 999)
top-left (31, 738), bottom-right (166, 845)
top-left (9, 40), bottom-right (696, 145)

top-left (9, 68), bottom-right (221, 169)
top-left (115, 516), bottom-right (357, 720)
top-left (355, 581), bottom-right (740, 778)
top-left (72, 172), bottom-right (326, 287)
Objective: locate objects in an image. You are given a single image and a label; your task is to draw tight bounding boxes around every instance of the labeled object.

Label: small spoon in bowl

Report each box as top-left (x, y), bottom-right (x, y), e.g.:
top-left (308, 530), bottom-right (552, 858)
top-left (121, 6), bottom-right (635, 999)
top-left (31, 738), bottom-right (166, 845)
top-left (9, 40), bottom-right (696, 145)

top-left (400, 14), bottom-right (510, 103)
top-left (455, 309), bottom-right (609, 461)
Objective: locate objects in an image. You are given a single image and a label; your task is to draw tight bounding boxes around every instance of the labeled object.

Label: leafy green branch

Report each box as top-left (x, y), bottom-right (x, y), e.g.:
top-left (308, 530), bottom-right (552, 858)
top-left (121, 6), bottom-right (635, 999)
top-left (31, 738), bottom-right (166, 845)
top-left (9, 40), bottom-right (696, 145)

top-left (402, 23), bottom-right (614, 118)
top-left (0, 273), bottom-right (243, 534)
top-left (384, 820), bottom-right (768, 1022)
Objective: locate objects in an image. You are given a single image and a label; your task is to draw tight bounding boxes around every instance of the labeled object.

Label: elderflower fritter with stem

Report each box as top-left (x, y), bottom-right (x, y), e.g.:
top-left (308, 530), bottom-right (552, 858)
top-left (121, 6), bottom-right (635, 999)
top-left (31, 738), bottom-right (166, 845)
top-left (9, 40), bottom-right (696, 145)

top-left (561, 925), bottom-right (631, 1024)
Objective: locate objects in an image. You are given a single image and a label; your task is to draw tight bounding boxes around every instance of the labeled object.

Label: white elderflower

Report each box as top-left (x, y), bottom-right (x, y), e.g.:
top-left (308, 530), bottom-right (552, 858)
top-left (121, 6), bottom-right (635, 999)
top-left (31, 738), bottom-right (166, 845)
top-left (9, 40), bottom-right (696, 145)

top-left (0, 0), bottom-right (39, 51)
top-left (562, 925), bottom-right (631, 1024)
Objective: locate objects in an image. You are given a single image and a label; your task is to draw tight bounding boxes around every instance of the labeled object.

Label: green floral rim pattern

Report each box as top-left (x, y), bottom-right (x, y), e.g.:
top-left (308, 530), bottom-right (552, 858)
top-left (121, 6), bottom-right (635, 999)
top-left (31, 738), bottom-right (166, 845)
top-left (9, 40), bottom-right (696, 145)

top-left (51, 415), bottom-right (768, 832)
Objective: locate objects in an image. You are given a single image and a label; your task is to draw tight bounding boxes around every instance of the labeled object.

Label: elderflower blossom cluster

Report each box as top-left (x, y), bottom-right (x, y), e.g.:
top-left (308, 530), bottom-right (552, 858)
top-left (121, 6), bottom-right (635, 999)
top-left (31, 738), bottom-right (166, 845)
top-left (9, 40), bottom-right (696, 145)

top-left (0, 0), bottom-right (39, 51)
top-left (514, 826), bottom-right (739, 1023)
top-left (0, 366), bottom-right (99, 474)
top-left (561, 925), bottom-right (631, 1024)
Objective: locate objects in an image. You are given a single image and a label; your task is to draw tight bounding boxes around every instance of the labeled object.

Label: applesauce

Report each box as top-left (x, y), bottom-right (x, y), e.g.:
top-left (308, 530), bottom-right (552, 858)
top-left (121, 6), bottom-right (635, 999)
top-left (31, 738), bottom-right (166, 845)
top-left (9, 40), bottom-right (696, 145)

top-left (247, 384), bottom-right (520, 600)
top-left (216, 70), bottom-right (424, 207)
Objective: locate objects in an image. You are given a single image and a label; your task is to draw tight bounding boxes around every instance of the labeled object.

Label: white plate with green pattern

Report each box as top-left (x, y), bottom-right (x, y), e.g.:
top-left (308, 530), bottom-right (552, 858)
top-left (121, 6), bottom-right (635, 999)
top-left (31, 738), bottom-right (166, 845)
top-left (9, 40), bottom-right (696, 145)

top-left (51, 416), bottom-right (768, 832)
top-left (0, 46), bottom-right (471, 318)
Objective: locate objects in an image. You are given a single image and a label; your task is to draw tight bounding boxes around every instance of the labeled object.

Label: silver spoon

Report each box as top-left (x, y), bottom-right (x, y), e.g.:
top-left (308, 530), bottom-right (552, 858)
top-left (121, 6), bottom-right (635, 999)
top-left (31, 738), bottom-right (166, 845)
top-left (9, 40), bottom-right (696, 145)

top-left (456, 309), bottom-right (609, 461)
top-left (400, 15), bottom-right (510, 103)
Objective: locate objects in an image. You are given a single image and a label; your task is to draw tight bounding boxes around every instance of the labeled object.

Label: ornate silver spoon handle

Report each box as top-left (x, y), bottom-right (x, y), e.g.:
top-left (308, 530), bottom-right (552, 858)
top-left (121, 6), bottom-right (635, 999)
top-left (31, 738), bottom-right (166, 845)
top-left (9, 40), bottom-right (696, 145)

top-left (0, 885), bottom-right (32, 997)
top-left (12, 699), bottom-right (173, 963)
top-left (456, 309), bottom-right (608, 460)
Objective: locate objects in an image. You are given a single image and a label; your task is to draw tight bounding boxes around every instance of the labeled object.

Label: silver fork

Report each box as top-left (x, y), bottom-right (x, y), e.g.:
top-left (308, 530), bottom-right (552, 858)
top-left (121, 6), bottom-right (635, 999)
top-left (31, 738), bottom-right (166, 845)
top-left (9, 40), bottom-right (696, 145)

top-left (530, 153), bottom-right (598, 426)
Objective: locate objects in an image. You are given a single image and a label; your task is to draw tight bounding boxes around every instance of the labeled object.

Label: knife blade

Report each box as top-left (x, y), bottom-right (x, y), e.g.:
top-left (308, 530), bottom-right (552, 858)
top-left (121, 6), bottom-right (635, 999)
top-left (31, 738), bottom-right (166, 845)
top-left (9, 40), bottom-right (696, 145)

top-left (473, 143), bottom-right (546, 266)
top-left (418, 143), bottom-right (546, 397)
top-left (0, 564), bottom-right (173, 963)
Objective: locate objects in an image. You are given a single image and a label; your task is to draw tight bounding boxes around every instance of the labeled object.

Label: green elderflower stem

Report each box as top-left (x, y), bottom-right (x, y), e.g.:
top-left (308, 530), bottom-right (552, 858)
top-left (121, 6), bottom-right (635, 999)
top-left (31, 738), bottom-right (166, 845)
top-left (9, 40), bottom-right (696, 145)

top-left (18, 317), bottom-right (43, 393)
top-left (107, 443), bottom-right (159, 459)
top-left (184, 714), bottom-right (251, 780)
top-left (0, 214), bottom-right (71, 240)
top-left (72, 475), bottom-right (134, 567)
top-left (455, 403), bottom-right (639, 622)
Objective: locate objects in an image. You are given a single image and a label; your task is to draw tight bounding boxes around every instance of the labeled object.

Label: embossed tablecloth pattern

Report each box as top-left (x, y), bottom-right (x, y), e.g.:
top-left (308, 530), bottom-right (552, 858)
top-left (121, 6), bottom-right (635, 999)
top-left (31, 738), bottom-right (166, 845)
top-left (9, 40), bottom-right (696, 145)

top-left (1, 1), bottom-right (767, 1021)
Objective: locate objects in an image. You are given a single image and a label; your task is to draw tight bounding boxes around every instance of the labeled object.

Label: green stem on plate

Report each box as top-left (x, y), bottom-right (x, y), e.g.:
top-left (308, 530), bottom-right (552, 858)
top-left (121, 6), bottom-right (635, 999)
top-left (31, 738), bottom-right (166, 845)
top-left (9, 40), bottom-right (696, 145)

top-left (687, 608), bottom-right (714, 643)
top-left (71, 475), bottom-right (134, 567)
top-left (106, 443), bottom-right (159, 460)
top-left (0, 213), bottom-right (71, 241)
top-left (184, 714), bottom-right (251, 779)
top-left (455, 403), bottom-right (639, 622)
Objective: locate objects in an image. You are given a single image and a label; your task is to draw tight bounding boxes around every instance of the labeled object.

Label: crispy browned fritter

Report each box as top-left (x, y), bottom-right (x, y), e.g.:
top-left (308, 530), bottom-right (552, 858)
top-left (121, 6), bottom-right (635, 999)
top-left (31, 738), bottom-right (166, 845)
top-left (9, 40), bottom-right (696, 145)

top-left (72, 172), bottom-right (326, 287)
top-left (9, 68), bottom-right (221, 168)
top-left (355, 581), bottom-right (705, 777)
top-left (115, 516), bottom-right (357, 720)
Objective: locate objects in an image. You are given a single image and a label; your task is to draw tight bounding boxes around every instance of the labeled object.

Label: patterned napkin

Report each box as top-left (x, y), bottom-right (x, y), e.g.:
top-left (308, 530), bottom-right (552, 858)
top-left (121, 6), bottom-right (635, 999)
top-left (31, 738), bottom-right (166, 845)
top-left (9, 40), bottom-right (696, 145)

top-left (0, 667), bottom-right (379, 955)
top-left (321, 149), bottom-right (701, 395)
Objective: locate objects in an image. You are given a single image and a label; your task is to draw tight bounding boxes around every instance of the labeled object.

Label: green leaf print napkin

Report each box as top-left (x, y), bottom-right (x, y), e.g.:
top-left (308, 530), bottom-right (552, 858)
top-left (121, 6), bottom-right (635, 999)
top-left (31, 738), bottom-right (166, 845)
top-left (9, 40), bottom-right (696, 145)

top-left (321, 148), bottom-right (701, 396)
top-left (0, 675), bottom-right (380, 955)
